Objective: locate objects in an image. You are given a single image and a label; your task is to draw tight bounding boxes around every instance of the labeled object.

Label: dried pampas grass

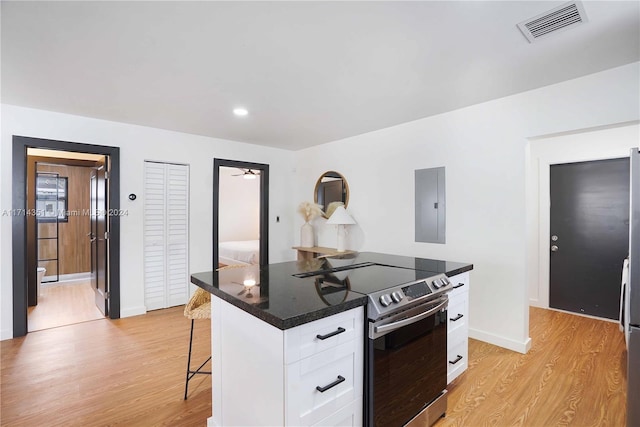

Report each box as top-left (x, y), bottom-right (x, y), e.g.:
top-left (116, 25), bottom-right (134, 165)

top-left (298, 201), bottom-right (323, 222)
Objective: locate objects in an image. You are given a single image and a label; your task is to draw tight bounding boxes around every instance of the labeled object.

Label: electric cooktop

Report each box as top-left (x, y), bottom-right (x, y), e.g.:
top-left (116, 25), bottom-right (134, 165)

top-left (294, 257), bottom-right (442, 294)
top-left (294, 254), bottom-right (453, 319)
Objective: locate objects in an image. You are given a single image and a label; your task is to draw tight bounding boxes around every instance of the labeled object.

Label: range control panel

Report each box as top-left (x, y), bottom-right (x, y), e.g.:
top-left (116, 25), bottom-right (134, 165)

top-left (368, 273), bottom-right (452, 320)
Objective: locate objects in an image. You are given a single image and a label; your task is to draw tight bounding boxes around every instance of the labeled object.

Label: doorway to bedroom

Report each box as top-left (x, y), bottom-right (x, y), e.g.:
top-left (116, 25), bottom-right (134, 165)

top-left (213, 159), bottom-right (269, 269)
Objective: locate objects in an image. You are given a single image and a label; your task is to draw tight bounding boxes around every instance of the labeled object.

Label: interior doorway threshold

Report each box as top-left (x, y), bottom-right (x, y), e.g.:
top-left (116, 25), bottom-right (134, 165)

top-left (43, 272), bottom-right (91, 282)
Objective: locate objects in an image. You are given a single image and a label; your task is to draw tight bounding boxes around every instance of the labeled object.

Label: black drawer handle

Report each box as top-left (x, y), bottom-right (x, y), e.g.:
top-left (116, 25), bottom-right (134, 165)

top-left (316, 327), bottom-right (346, 340)
top-left (316, 375), bottom-right (345, 393)
top-left (449, 355), bottom-right (463, 365)
top-left (450, 313), bottom-right (464, 322)
top-left (452, 283), bottom-right (465, 289)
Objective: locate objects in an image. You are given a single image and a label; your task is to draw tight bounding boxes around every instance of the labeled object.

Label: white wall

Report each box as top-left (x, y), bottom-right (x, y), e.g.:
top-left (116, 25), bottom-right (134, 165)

top-left (219, 167), bottom-right (260, 242)
top-left (293, 62), bottom-right (640, 353)
top-left (2, 63), bottom-right (638, 345)
top-left (527, 123), bottom-right (640, 308)
top-left (0, 105), bottom-right (296, 339)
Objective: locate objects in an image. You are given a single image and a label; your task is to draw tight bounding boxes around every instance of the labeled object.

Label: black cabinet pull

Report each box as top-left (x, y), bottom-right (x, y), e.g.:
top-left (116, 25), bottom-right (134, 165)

top-left (316, 375), bottom-right (345, 393)
top-left (449, 355), bottom-right (463, 365)
top-left (452, 283), bottom-right (465, 289)
top-left (316, 327), bottom-right (346, 340)
top-left (450, 313), bottom-right (464, 322)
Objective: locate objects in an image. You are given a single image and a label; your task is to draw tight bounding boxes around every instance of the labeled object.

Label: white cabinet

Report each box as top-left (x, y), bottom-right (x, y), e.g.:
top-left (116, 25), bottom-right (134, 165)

top-left (447, 271), bottom-right (469, 384)
top-left (210, 296), bottom-right (364, 427)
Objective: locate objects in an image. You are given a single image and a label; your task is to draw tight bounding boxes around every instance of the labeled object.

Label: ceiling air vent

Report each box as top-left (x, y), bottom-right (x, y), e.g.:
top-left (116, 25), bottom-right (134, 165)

top-left (517, 1), bottom-right (588, 43)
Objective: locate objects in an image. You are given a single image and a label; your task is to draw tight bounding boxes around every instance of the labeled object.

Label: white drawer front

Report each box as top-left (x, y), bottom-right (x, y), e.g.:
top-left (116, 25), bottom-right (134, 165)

top-left (285, 306), bottom-right (363, 364)
top-left (448, 319), bottom-right (467, 350)
top-left (447, 297), bottom-right (467, 338)
top-left (312, 398), bottom-right (363, 427)
top-left (286, 341), bottom-right (363, 426)
top-left (447, 339), bottom-right (468, 384)
top-left (448, 271), bottom-right (469, 298)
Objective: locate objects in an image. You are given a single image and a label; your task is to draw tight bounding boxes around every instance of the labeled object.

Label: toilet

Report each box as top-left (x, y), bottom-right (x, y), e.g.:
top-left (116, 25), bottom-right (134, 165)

top-left (36, 267), bottom-right (46, 297)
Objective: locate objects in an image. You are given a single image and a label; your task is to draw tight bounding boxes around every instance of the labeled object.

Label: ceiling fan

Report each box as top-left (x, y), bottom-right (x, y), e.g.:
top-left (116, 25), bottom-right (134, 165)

top-left (232, 168), bottom-right (260, 180)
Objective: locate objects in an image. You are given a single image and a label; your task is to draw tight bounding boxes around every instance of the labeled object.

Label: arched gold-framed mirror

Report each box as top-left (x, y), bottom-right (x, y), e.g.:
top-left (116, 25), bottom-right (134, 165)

top-left (314, 171), bottom-right (349, 218)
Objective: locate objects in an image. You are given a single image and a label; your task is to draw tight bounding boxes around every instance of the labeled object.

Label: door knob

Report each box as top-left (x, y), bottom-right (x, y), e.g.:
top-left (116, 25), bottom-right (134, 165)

top-left (551, 245), bottom-right (559, 252)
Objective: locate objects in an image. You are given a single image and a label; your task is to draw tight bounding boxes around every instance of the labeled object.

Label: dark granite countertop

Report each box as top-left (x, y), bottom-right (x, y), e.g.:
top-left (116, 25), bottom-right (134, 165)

top-left (190, 251), bottom-right (473, 330)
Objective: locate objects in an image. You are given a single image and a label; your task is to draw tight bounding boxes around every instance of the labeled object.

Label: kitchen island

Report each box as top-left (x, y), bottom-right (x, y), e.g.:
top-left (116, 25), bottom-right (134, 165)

top-left (191, 252), bottom-right (473, 427)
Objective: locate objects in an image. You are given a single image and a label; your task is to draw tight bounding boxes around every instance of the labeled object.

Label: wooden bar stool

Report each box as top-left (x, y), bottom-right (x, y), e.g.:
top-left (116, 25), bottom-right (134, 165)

top-left (183, 287), bottom-right (212, 400)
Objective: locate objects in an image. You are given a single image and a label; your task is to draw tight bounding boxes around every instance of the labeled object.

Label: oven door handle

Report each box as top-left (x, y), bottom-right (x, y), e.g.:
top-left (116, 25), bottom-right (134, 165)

top-left (373, 298), bottom-right (448, 336)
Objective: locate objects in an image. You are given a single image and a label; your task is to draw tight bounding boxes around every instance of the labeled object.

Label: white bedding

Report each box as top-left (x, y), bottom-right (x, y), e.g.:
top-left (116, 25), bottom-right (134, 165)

top-left (219, 240), bottom-right (260, 265)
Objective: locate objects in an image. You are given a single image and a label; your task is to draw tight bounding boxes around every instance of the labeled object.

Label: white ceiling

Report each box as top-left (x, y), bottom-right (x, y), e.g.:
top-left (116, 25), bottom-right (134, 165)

top-left (2, 1), bottom-right (639, 151)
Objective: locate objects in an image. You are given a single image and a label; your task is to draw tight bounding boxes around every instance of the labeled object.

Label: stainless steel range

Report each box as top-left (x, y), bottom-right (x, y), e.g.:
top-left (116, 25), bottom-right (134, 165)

top-left (364, 272), bottom-right (451, 426)
top-left (366, 272), bottom-right (452, 321)
top-left (313, 258), bottom-right (454, 426)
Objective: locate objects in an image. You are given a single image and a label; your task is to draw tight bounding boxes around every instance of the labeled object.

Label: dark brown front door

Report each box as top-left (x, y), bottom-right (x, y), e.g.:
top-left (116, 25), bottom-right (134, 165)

top-left (549, 158), bottom-right (630, 319)
top-left (91, 157), bottom-right (109, 315)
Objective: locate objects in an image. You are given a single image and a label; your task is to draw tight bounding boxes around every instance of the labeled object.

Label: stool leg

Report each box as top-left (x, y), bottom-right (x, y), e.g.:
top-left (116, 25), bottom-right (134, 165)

top-left (184, 319), bottom-right (195, 400)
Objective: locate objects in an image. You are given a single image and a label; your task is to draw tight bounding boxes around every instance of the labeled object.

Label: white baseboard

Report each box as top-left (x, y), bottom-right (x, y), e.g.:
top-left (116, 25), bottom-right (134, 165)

top-left (469, 327), bottom-right (532, 354)
top-left (529, 298), bottom-right (545, 308)
top-left (120, 306), bottom-right (147, 318)
top-left (207, 417), bottom-right (217, 427)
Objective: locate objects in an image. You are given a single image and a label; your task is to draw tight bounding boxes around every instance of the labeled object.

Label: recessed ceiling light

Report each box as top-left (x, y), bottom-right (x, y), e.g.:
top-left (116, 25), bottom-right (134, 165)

top-left (233, 108), bottom-right (248, 116)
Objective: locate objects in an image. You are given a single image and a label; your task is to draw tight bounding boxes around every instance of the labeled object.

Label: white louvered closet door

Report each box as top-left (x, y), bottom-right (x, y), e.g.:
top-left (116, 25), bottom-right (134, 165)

top-left (144, 161), bottom-right (190, 311)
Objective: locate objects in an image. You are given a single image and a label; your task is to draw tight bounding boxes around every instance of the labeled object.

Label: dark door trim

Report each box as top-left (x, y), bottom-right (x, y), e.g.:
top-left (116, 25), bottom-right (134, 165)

top-left (213, 159), bottom-right (269, 269)
top-left (12, 136), bottom-right (120, 337)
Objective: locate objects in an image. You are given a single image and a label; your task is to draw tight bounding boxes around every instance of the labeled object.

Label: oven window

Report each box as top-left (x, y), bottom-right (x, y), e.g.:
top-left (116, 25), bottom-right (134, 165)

top-left (372, 309), bottom-right (447, 426)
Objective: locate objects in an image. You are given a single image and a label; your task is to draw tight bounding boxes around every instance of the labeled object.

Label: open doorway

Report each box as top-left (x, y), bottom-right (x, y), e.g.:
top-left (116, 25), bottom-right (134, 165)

top-left (12, 136), bottom-right (120, 338)
top-left (27, 150), bottom-right (108, 331)
top-left (213, 159), bottom-right (269, 269)
top-left (217, 166), bottom-right (261, 267)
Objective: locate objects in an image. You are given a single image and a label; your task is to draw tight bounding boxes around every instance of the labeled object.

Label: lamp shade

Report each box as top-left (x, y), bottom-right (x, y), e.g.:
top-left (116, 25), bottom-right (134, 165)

top-left (326, 206), bottom-right (356, 225)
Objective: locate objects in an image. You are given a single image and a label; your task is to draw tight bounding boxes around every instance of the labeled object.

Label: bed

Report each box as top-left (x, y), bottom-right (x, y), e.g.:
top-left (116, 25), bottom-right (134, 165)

top-left (219, 240), bottom-right (260, 265)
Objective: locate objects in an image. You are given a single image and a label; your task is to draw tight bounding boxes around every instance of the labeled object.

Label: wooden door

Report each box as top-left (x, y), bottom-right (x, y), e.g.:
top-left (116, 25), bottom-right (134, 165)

top-left (91, 158), bottom-right (109, 315)
top-left (549, 158), bottom-right (630, 319)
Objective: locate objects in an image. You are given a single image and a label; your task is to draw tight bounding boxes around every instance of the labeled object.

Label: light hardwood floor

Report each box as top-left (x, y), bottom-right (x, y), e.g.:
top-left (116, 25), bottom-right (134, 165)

top-left (27, 279), bottom-right (105, 332)
top-left (1, 306), bottom-right (626, 426)
top-left (436, 307), bottom-right (627, 427)
top-left (2, 306), bottom-right (211, 427)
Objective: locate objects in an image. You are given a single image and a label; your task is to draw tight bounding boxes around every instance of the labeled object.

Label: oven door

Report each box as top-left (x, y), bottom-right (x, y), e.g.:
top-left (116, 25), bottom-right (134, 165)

top-left (367, 297), bottom-right (448, 427)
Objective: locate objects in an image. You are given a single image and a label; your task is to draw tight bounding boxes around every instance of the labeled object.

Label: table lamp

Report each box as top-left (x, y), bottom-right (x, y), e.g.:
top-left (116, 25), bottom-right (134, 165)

top-left (326, 206), bottom-right (356, 252)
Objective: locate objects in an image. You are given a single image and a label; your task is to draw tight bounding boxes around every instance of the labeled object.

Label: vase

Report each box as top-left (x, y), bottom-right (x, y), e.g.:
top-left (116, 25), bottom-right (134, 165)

top-left (300, 222), bottom-right (314, 248)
